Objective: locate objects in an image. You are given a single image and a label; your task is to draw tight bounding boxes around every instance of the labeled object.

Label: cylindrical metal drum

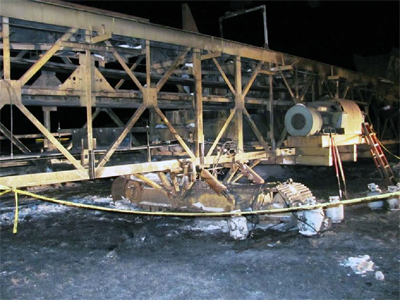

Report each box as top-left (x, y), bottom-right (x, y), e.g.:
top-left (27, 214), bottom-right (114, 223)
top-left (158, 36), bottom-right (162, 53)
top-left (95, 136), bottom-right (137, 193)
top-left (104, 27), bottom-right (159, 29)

top-left (385, 186), bottom-right (399, 211)
top-left (325, 196), bottom-right (344, 223)
top-left (297, 197), bottom-right (325, 236)
top-left (228, 216), bottom-right (249, 240)
top-left (284, 104), bottom-right (323, 137)
top-left (367, 183), bottom-right (384, 210)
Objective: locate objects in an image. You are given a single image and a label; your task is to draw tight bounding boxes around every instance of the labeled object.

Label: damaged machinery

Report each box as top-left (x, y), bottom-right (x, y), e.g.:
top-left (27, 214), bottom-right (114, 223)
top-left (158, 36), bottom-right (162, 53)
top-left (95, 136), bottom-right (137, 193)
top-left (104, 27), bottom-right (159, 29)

top-left (111, 170), bottom-right (313, 212)
top-left (0, 0), bottom-right (398, 215)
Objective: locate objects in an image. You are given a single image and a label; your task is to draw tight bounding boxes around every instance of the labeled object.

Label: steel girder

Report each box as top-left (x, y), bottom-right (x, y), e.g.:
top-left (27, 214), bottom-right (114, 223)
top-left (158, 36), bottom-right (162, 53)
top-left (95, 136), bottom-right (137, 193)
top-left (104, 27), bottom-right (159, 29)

top-left (0, 0), bottom-right (397, 189)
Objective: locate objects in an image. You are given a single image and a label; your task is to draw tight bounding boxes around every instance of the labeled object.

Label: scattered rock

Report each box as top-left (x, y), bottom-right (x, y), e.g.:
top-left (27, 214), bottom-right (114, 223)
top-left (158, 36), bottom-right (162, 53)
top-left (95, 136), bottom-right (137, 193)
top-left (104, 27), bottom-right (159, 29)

top-left (133, 227), bottom-right (148, 245)
top-left (375, 271), bottom-right (385, 281)
top-left (184, 219), bottom-right (229, 233)
top-left (1, 271), bottom-right (16, 276)
top-left (106, 250), bottom-right (118, 259)
top-left (166, 230), bottom-right (179, 237)
top-left (342, 255), bottom-right (375, 274)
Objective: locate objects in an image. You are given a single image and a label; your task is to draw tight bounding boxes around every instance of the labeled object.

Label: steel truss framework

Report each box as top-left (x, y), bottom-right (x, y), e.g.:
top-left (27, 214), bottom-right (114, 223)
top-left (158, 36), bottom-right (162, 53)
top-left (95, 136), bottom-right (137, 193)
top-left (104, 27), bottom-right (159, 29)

top-left (0, 0), bottom-right (398, 189)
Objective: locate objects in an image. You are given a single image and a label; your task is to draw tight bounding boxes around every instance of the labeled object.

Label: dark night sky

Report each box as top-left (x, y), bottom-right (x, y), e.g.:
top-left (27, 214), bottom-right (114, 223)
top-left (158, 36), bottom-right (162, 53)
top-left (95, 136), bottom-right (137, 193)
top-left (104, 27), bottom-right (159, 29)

top-left (68, 0), bottom-right (400, 71)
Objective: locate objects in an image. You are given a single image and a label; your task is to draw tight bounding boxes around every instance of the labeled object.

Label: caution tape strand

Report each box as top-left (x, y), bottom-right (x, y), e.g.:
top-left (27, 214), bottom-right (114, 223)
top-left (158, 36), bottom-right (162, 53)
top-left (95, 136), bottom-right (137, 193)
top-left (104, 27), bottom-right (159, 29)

top-left (1, 186), bottom-right (399, 222)
top-left (13, 191), bottom-right (18, 234)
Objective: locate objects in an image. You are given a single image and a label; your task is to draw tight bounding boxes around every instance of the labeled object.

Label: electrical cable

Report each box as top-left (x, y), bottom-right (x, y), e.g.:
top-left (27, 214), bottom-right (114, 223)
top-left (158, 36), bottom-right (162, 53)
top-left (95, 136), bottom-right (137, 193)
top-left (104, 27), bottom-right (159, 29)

top-left (245, 214), bottom-right (260, 238)
top-left (378, 139), bottom-right (400, 160)
top-left (281, 195), bottom-right (319, 235)
top-left (212, 140), bottom-right (238, 176)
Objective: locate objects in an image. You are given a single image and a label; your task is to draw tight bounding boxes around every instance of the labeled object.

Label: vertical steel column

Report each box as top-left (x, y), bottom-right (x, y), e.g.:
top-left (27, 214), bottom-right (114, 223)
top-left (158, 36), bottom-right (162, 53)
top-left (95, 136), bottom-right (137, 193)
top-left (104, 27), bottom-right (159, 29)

top-left (269, 72), bottom-right (275, 150)
top-left (193, 49), bottom-right (203, 159)
top-left (262, 6), bottom-right (269, 48)
top-left (335, 80), bottom-right (340, 98)
top-left (295, 68), bottom-right (299, 100)
top-left (43, 108), bottom-right (51, 150)
top-left (146, 40), bottom-right (151, 87)
top-left (1, 17), bottom-right (10, 157)
top-left (317, 76), bottom-right (323, 98)
top-left (85, 50), bottom-right (94, 151)
top-left (149, 109), bottom-right (156, 142)
top-left (145, 40), bottom-right (154, 162)
top-left (84, 50), bottom-right (95, 178)
top-left (2, 17), bottom-right (10, 79)
top-left (234, 56), bottom-right (243, 151)
top-left (312, 79), bottom-right (316, 102)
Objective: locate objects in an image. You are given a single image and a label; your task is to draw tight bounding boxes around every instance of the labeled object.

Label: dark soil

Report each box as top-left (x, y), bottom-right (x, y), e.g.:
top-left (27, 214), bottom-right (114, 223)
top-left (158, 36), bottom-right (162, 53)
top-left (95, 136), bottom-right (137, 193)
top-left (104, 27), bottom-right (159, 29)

top-left (1, 160), bottom-right (399, 299)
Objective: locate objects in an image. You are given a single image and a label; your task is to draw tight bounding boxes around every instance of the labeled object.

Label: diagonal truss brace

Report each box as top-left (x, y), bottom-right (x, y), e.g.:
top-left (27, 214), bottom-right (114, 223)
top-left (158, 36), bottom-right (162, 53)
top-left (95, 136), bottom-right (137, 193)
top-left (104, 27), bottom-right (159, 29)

top-left (156, 47), bottom-right (191, 93)
top-left (0, 122), bottom-right (31, 153)
top-left (19, 28), bottom-right (78, 86)
top-left (103, 108), bottom-right (142, 149)
top-left (206, 107), bottom-right (237, 157)
top-left (279, 69), bottom-right (297, 103)
top-left (106, 41), bottom-right (144, 92)
top-left (153, 107), bottom-right (196, 159)
top-left (96, 104), bottom-right (146, 169)
top-left (212, 58), bottom-right (237, 95)
top-left (299, 75), bottom-right (314, 102)
top-left (114, 56), bottom-right (144, 89)
top-left (16, 103), bottom-right (86, 173)
top-left (242, 61), bottom-right (264, 97)
top-left (243, 108), bottom-right (269, 151)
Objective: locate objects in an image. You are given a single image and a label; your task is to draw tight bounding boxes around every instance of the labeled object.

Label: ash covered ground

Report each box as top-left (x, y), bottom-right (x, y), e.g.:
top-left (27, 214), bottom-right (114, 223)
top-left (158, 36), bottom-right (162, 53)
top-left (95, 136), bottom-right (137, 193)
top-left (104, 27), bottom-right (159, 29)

top-left (1, 159), bottom-right (399, 299)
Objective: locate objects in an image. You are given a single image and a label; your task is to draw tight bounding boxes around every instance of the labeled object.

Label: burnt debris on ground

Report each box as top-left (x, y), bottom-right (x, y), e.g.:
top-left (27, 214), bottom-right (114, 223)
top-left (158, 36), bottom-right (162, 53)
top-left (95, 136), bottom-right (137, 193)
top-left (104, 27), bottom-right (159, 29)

top-left (1, 162), bottom-right (399, 299)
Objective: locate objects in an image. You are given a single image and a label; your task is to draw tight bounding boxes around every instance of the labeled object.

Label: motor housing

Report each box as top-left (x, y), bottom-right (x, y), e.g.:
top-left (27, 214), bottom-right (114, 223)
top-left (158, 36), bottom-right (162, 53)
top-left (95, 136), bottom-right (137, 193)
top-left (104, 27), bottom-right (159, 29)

top-left (284, 98), bottom-right (364, 137)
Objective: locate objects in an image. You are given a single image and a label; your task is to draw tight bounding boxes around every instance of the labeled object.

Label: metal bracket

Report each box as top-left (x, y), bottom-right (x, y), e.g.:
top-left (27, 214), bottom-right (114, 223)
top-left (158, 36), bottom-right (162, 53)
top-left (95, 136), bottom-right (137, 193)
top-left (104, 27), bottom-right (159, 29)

top-left (143, 88), bottom-right (158, 108)
top-left (235, 94), bottom-right (245, 110)
top-left (0, 80), bottom-right (22, 105)
top-left (91, 32), bottom-right (113, 44)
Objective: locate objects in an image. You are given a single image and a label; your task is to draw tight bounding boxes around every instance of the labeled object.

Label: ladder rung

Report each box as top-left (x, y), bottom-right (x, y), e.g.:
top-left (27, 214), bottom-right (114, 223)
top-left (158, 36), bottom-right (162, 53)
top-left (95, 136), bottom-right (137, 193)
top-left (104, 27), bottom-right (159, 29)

top-left (363, 122), bottom-right (395, 184)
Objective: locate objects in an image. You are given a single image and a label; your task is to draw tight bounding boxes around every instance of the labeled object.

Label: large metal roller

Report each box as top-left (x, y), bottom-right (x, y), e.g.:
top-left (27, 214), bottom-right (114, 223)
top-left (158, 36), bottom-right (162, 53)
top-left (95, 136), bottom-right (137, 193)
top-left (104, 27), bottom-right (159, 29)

top-left (284, 104), bottom-right (323, 136)
top-left (285, 99), bottom-right (364, 137)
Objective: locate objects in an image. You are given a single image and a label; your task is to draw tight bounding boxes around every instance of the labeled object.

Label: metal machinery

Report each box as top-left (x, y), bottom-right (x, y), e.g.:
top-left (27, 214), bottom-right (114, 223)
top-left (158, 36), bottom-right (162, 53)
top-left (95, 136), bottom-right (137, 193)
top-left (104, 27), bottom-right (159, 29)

top-left (285, 99), bottom-right (364, 137)
top-left (0, 1), bottom-right (398, 212)
top-left (284, 98), bottom-right (366, 166)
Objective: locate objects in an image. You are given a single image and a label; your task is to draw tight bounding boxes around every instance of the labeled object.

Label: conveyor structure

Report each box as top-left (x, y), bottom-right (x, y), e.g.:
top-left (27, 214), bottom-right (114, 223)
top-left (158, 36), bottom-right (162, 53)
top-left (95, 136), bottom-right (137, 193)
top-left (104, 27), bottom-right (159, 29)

top-left (0, 0), bottom-right (398, 212)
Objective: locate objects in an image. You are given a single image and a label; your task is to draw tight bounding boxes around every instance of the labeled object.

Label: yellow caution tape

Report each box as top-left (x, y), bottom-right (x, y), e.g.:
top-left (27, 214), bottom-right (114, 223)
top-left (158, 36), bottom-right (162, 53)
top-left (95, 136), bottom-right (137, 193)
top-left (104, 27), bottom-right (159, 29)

top-left (13, 190), bottom-right (18, 234)
top-left (0, 186), bottom-right (399, 222)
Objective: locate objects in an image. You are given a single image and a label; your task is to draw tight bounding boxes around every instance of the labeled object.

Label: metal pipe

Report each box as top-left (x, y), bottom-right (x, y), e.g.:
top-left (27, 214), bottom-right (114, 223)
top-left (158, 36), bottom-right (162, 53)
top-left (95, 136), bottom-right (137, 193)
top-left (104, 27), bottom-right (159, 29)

top-left (219, 5), bottom-right (269, 48)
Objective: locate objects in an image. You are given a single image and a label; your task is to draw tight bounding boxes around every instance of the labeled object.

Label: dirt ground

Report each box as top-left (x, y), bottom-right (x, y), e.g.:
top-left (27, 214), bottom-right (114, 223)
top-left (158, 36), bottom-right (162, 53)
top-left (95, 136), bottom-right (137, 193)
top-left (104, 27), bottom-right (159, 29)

top-left (1, 159), bottom-right (399, 299)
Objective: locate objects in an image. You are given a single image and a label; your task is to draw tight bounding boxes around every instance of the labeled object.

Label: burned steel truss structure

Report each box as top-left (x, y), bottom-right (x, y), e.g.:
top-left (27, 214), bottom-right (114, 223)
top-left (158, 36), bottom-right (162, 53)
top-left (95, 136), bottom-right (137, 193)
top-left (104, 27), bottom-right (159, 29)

top-left (0, 0), bottom-right (398, 190)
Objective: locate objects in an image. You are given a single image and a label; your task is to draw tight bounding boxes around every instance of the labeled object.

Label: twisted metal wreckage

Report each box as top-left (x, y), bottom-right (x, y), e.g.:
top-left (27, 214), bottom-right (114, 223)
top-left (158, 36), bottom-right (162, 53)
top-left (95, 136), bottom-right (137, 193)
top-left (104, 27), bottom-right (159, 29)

top-left (0, 0), bottom-right (398, 216)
